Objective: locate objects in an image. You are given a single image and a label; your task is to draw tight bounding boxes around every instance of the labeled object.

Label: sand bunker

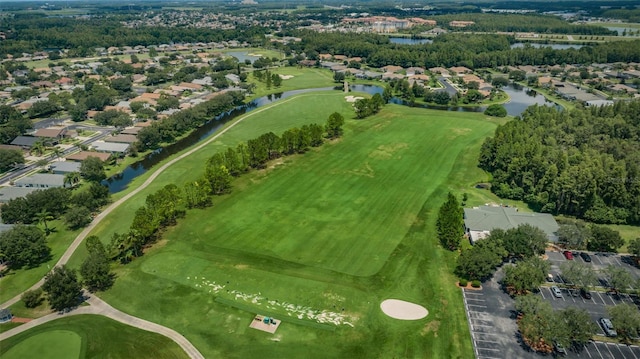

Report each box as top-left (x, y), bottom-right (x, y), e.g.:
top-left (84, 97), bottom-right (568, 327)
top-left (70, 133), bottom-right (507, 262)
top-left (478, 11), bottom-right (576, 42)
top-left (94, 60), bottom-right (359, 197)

top-left (380, 299), bottom-right (428, 320)
top-left (279, 75), bottom-right (294, 80)
top-left (345, 95), bottom-right (364, 103)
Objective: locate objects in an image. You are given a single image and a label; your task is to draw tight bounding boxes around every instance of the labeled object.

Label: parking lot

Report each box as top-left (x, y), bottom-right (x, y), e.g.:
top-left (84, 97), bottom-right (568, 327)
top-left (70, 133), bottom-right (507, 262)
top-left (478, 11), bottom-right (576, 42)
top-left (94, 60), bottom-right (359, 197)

top-left (462, 250), bottom-right (640, 359)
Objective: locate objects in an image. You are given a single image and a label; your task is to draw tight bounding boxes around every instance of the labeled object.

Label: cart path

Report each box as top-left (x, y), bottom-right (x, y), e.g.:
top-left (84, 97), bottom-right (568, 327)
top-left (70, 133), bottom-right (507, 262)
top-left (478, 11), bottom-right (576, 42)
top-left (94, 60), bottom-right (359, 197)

top-left (0, 295), bottom-right (205, 359)
top-left (0, 94), bottom-right (301, 309)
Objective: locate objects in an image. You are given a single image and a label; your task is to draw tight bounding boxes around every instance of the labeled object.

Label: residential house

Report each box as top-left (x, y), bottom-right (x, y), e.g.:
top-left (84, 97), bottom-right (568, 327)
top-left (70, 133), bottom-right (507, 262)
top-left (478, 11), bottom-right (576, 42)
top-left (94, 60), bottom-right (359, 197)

top-left (50, 161), bottom-right (82, 175)
top-left (0, 187), bottom-right (39, 204)
top-left (10, 136), bottom-right (39, 149)
top-left (91, 141), bottom-right (130, 155)
top-left (104, 134), bottom-right (138, 144)
top-left (65, 151), bottom-right (111, 162)
top-left (15, 173), bottom-right (67, 188)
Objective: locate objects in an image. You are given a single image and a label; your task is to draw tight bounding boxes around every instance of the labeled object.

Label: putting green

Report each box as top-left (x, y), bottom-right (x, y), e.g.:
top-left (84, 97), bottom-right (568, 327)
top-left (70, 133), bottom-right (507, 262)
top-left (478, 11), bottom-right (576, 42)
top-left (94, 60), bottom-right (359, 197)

top-left (3, 330), bottom-right (81, 359)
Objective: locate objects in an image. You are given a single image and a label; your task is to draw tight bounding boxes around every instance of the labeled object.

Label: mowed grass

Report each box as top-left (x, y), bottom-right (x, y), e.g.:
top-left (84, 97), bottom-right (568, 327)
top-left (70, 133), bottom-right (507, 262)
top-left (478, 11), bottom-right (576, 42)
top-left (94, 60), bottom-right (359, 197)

top-left (3, 330), bottom-right (81, 359)
top-left (92, 97), bottom-right (499, 358)
top-left (0, 315), bottom-right (188, 359)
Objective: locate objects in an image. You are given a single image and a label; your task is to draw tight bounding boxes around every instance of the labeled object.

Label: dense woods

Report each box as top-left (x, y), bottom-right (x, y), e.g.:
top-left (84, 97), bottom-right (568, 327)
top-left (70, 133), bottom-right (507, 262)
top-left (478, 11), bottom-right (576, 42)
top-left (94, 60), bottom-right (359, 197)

top-left (290, 31), bottom-right (640, 68)
top-left (479, 101), bottom-right (640, 225)
top-left (0, 15), bottom-right (269, 57)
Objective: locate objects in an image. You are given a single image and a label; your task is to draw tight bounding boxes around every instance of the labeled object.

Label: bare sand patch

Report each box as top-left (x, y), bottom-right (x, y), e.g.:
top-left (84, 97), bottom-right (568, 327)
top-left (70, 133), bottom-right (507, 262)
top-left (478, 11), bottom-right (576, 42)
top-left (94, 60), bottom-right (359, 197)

top-left (345, 95), bottom-right (364, 103)
top-left (380, 299), bottom-right (428, 320)
top-left (279, 75), bottom-right (294, 80)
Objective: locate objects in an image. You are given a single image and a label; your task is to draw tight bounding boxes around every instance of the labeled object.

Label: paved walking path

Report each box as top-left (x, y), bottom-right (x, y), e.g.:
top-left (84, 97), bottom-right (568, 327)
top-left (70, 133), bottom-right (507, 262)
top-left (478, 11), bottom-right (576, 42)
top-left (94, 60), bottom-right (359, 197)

top-left (0, 95), bottom-right (304, 357)
top-left (0, 295), bottom-right (205, 359)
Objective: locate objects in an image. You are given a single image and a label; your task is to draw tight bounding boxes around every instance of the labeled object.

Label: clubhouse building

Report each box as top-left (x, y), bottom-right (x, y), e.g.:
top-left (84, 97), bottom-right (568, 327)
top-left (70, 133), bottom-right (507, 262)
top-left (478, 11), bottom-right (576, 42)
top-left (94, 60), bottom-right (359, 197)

top-left (463, 205), bottom-right (559, 244)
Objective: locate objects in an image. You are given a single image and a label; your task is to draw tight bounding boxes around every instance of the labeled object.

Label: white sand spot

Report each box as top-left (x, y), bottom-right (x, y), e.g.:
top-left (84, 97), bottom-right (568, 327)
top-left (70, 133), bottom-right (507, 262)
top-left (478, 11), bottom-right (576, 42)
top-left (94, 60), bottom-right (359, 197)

top-left (279, 75), bottom-right (294, 80)
top-left (345, 95), bottom-right (364, 103)
top-left (380, 299), bottom-right (428, 320)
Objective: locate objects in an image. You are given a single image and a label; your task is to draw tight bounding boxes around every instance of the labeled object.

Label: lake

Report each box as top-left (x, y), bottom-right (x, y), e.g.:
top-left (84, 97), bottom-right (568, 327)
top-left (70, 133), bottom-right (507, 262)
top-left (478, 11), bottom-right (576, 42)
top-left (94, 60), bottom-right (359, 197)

top-left (226, 51), bottom-right (261, 64)
top-left (389, 38), bottom-right (433, 45)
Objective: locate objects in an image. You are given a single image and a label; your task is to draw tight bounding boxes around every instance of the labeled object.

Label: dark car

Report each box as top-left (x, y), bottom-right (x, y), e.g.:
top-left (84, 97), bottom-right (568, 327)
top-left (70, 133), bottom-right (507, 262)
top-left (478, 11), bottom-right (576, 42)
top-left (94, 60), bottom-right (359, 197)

top-left (563, 251), bottom-right (574, 260)
top-left (580, 288), bottom-right (592, 300)
top-left (580, 252), bottom-right (592, 262)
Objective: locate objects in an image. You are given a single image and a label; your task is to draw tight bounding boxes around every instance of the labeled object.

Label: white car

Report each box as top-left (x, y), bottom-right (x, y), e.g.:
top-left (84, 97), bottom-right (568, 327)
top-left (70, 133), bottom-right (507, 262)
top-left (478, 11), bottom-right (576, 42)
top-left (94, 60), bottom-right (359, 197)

top-left (551, 286), bottom-right (563, 298)
top-left (600, 318), bottom-right (617, 337)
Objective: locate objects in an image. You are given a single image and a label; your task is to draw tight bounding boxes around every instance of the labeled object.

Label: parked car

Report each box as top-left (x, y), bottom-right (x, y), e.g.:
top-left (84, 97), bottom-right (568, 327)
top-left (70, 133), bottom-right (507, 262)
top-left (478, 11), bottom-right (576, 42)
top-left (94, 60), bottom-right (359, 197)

top-left (580, 252), bottom-right (592, 262)
top-left (563, 251), bottom-right (574, 260)
top-left (551, 286), bottom-right (563, 298)
top-left (554, 341), bottom-right (567, 355)
top-left (580, 288), bottom-right (592, 300)
top-left (600, 318), bottom-right (617, 337)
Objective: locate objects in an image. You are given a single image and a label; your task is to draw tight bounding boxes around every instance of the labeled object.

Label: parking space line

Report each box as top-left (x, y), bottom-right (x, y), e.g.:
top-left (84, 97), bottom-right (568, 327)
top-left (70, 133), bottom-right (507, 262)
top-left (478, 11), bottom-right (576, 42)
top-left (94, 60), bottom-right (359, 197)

top-left (477, 347), bottom-right (500, 352)
top-left (464, 291), bottom-right (483, 296)
top-left (596, 291), bottom-right (608, 305)
top-left (539, 287), bottom-right (546, 299)
top-left (474, 339), bottom-right (499, 343)
top-left (594, 255), bottom-right (604, 265)
top-left (471, 323), bottom-right (493, 327)
top-left (466, 297), bottom-right (486, 302)
top-left (476, 356), bottom-right (501, 359)
top-left (605, 342), bottom-right (620, 358)
top-left (613, 256), bottom-right (623, 266)
top-left (624, 344), bottom-right (638, 359)
top-left (615, 343), bottom-right (630, 359)
top-left (593, 342), bottom-right (605, 358)
top-left (468, 304), bottom-right (488, 308)
top-left (584, 344), bottom-right (594, 358)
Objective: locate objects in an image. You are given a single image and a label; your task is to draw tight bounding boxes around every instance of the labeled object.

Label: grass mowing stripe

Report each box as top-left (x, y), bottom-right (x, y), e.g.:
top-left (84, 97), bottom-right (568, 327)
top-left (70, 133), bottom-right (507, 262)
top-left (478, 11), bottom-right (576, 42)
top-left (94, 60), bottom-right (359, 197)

top-left (95, 93), bottom-right (499, 358)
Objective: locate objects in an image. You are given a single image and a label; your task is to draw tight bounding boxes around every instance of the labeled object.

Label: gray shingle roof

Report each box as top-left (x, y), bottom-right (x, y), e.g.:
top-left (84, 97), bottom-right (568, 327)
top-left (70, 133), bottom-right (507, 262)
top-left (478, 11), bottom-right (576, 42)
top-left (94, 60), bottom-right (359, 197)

top-left (464, 205), bottom-right (559, 241)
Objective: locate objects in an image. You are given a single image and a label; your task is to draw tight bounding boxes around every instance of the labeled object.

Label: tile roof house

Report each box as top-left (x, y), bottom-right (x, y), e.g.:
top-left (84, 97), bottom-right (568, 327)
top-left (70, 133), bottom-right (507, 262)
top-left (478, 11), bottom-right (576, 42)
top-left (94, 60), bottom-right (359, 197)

top-left (65, 151), bottom-right (111, 162)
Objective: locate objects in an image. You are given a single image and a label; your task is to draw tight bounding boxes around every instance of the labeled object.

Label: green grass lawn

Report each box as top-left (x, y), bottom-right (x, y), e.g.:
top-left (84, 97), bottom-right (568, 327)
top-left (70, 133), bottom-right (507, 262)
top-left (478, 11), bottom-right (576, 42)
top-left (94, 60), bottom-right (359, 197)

top-left (0, 315), bottom-right (188, 359)
top-left (248, 67), bottom-right (336, 99)
top-left (79, 92), bottom-right (501, 358)
top-left (0, 221), bottom-right (81, 303)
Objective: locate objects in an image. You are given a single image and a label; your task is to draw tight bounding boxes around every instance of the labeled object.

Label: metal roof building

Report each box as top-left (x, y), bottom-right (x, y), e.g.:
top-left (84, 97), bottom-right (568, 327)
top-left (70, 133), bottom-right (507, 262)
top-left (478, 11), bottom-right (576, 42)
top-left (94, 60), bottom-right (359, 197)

top-left (463, 205), bottom-right (559, 244)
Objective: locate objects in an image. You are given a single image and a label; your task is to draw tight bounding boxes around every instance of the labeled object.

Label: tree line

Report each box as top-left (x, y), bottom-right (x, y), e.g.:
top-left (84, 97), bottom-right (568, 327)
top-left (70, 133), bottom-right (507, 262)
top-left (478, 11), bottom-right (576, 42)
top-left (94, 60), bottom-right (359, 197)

top-left (287, 30), bottom-right (640, 69)
top-left (109, 112), bottom-right (345, 262)
top-left (0, 15), bottom-right (270, 58)
top-left (479, 101), bottom-right (640, 225)
top-left (136, 91), bottom-right (244, 151)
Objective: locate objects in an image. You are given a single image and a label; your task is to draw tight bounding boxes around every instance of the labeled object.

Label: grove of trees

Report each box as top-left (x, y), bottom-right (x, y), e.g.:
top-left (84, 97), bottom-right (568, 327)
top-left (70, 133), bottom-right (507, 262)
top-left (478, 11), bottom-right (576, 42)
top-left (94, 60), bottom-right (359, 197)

top-left (479, 102), bottom-right (640, 225)
top-left (456, 224), bottom-right (548, 281)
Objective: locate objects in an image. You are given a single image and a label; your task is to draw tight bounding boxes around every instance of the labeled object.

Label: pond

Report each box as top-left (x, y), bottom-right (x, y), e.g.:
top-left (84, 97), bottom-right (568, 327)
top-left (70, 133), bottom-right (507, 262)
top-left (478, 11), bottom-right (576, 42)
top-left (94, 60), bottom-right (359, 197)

top-left (389, 38), bottom-right (433, 45)
top-left (510, 42), bottom-right (584, 50)
top-left (104, 84), bottom-right (560, 193)
top-left (226, 51), bottom-right (261, 64)
top-left (350, 84), bottom-right (559, 117)
top-left (605, 26), bottom-right (640, 36)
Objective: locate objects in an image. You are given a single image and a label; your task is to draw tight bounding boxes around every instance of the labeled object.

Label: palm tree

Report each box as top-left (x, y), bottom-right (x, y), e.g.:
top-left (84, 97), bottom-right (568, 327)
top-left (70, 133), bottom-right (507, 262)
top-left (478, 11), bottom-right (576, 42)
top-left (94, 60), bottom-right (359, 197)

top-left (30, 141), bottom-right (46, 157)
top-left (64, 172), bottom-right (80, 187)
top-left (33, 210), bottom-right (54, 235)
top-left (52, 147), bottom-right (63, 160)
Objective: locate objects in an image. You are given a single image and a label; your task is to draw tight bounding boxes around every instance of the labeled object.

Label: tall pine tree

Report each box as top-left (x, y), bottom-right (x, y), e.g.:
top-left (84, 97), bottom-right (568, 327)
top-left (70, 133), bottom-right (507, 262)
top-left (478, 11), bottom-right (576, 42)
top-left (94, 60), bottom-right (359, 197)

top-left (437, 192), bottom-right (464, 250)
